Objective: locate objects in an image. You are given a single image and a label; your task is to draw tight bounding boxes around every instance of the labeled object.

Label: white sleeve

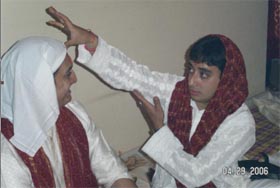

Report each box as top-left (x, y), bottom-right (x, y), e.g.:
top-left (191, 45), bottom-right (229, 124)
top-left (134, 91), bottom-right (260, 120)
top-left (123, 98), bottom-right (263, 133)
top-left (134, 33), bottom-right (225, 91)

top-left (142, 105), bottom-right (256, 187)
top-left (66, 101), bottom-right (132, 188)
top-left (1, 136), bottom-right (34, 188)
top-left (77, 37), bottom-right (184, 113)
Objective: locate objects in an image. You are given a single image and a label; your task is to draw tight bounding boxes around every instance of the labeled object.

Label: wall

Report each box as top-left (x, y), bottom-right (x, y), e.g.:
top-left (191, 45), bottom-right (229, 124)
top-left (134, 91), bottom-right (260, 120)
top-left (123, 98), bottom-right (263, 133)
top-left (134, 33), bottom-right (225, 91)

top-left (1, 0), bottom-right (268, 151)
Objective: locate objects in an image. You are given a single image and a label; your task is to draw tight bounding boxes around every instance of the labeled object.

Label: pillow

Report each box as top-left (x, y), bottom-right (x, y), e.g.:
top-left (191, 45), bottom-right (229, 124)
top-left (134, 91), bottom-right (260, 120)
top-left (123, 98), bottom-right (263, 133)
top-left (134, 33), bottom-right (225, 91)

top-left (253, 92), bottom-right (280, 127)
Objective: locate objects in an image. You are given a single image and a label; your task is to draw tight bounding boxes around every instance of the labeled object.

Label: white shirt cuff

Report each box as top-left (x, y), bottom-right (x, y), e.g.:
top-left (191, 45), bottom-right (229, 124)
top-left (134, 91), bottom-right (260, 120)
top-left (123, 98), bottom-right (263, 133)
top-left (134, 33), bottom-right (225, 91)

top-left (77, 37), bottom-right (110, 68)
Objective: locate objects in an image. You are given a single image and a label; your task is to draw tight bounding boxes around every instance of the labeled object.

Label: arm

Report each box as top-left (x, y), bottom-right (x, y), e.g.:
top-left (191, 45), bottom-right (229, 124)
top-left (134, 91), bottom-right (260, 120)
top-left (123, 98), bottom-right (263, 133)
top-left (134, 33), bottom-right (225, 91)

top-left (77, 36), bottom-right (182, 105)
top-left (1, 137), bottom-right (33, 188)
top-left (89, 128), bottom-right (137, 188)
top-left (142, 105), bottom-right (256, 187)
top-left (46, 6), bottom-right (183, 110)
top-left (66, 101), bottom-right (137, 188)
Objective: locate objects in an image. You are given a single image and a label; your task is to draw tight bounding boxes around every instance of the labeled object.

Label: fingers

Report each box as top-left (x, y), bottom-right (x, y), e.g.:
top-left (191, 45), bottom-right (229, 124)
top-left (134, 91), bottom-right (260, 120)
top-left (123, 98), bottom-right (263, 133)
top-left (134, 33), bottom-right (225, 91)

top-left (46, 6), bottom-right (98, 49)
top-left (46, 7), bottom-right (63, 23)
top-left (46, 7), bottom-right (65, 31)
top-left (132, 90), bottom-right (150, 108)
top-left (153, 96), bottom-right (162, 111)
top-left (132, 90), bottom-right (164, 131)
top-left (132, 90), bottom-right (161, 106)
top-left (46, 20), bottom-right (64, 29)
top-left (46, 6), bottom-right (72, 27)
top-left (132, 90), bottom-right (144, 102)
top-left (64, 41), bottom-right (72, 49)
top-left (132, 90), bottom-right (162, 111)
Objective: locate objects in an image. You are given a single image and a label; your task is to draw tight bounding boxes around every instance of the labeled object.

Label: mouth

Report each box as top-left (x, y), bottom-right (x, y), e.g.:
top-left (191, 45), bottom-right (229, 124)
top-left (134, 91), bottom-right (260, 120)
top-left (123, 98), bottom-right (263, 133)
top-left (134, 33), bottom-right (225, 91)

top-left (67, 91), bottom-right (72, 100)
top-left (66, 90), bottom-right (72, 97)
top-left (190, 89), bottom-right (200, 96)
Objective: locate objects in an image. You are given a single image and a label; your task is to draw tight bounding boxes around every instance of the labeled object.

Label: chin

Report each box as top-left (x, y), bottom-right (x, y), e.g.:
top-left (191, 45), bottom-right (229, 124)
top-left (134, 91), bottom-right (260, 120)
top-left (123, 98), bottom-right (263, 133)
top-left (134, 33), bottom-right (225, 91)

top-left (62, 97), bottom-right (72, 106)
top-left (191, 95), bottom-right (201, 101)
top-left (66, 97), bottom-right (72, 104)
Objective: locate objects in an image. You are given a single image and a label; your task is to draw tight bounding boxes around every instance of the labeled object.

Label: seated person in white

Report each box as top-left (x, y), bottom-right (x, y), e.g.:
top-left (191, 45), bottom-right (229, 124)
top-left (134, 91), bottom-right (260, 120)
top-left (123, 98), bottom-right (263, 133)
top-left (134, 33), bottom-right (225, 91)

top-left (1, 36), bottom-right (137, 188)
top-left (47, 7), bottom-right (256, 188)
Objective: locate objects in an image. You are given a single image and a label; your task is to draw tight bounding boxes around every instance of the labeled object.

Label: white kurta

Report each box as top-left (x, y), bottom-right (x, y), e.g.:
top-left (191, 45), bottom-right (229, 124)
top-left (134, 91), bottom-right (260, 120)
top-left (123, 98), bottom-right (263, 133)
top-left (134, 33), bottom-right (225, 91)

top-left (1, 101), bottom-right (131, 188)
top-left (77, 37), bottom-right (256, 188)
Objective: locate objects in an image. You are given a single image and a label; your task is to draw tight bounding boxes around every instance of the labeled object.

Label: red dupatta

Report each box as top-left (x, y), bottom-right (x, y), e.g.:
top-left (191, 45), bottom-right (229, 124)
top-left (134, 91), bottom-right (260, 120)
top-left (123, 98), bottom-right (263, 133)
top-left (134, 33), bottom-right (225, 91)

top-left (168, 34), bottom-right (248, 188)
top-left (1, 107), bottom-right (98, 188)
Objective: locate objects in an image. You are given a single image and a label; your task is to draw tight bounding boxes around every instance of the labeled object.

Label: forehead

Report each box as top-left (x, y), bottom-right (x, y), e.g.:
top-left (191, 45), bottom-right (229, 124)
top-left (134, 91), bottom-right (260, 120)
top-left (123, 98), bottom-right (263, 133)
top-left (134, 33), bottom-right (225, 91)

top-left (58, 54), bottom-right (72, 70)
top-left (189, 61), bottom-right (215, 69)
top-left (54, 54), bottom-right (73, 77)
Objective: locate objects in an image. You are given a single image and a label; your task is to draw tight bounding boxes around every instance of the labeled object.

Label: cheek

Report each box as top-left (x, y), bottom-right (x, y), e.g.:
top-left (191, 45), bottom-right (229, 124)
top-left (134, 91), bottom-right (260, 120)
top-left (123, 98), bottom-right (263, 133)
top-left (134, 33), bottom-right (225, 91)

top-left (62, 84), bottom-right (71, 95)
top-left (56, 82), bottom-right (69, 98)
top-left (205, 79), bottom-right (220, 96)
top-left (56, 86), bottom-right (64, 101)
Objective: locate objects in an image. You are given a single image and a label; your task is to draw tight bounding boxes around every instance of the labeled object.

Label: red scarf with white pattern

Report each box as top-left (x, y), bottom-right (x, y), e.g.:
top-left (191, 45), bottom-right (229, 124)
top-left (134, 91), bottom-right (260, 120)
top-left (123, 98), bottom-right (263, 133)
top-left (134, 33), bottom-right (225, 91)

top-left (1, 107), bottom-right (99, 188)
top-left (168, 34), bottom-right (248, 188)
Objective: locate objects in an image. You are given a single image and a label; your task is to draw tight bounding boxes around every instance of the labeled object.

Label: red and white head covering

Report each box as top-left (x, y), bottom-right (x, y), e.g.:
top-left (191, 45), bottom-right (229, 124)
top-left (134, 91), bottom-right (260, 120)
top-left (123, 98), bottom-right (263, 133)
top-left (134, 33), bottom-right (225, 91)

top-left (168, 34), bottom-right (248, 187)
top-left (169, 34), bottom-right (248, 156)
top-left (1, 36), bottom-right (66, 156)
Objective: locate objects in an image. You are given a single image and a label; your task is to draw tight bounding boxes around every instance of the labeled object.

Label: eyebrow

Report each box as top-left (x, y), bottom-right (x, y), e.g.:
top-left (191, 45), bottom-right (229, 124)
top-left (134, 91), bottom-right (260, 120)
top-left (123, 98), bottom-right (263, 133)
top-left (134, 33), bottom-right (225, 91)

top-left (66, 64), bottom-right (73, 74)
top-left (188, 62), bottom-right (213, 75)
top-left (198, 67), bottom-right (212, 74)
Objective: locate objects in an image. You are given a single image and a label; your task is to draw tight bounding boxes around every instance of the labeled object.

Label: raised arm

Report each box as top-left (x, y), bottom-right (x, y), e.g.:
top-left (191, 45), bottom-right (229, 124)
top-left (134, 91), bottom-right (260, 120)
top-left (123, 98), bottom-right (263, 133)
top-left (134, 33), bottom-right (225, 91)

top-left (78, 36), bottom-right (182, 106)
top-left (46, 6), bottom-right (184, 118)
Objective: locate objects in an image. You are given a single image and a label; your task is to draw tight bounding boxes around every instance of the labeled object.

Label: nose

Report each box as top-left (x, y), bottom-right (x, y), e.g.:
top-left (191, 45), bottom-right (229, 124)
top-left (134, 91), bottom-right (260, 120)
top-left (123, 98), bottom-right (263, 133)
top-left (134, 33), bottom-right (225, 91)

top-left (71, 71), bottom-right (78, 84)
top-left (188, 72), bottom-right (198, 87)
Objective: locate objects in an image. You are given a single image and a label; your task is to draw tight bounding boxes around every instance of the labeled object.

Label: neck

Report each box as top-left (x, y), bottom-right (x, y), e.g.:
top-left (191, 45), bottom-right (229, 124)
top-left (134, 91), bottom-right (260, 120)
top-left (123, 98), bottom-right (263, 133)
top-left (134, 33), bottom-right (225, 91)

top-left (195, 101), bottom-right (207, 110)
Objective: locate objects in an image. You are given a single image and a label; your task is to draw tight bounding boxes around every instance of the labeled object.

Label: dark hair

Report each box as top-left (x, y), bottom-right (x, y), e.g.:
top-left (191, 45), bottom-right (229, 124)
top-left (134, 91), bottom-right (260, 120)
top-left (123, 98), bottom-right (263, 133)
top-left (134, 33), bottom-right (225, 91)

top-left (188, 35), bottom-right (226, 73)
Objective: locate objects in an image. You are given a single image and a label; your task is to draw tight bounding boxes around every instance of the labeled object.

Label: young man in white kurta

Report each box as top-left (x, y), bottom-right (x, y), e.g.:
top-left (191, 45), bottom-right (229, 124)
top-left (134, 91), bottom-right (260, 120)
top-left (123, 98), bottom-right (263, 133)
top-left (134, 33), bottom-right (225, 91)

top-left (76, 37), bottom-right (255, 188)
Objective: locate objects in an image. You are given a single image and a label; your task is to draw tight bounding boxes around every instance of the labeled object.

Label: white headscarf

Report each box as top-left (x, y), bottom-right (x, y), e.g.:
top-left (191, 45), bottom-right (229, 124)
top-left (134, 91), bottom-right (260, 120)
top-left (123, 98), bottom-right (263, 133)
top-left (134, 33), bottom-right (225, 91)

top-left (1, 36), bottom-right (67, 156)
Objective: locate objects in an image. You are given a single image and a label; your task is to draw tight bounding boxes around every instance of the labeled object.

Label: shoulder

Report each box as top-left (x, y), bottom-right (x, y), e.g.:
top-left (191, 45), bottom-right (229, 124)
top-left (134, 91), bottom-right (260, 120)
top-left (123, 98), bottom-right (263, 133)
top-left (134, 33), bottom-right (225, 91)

top-left (1, 133), bottom-right (16, 156)
top-left (65, 101), bottom-right (96, 130)
top-left (209, 104), bottom-right (256, 149)
top-left (221, 103), bottom-right (256, 132)
top-left (65, 100), bottom-right (88, 115)
top-left (1, 134), bottom-right (32, 186)
top-left (227, 104), bottom-right (255, 124)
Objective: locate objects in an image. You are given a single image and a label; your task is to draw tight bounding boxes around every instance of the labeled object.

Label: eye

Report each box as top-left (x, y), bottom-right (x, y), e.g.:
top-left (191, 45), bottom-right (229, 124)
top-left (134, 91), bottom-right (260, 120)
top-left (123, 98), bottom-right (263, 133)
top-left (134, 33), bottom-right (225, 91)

top-left (189, 67), bottom-right (194, 73)
top-left (66, 70), bottom-right (73, 78)
top-left (186, 64), bottom-right (194, 74)
top-left (200, 71), bottom-right (209, 79)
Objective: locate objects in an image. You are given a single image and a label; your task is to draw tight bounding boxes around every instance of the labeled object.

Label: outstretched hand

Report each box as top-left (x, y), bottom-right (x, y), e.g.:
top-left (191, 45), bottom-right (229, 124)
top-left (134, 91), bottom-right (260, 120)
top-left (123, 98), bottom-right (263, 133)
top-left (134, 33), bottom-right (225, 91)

top-left (46, 6), bottom-right (98, 50)
top-left (132, 90), bottom-right (164, 132)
